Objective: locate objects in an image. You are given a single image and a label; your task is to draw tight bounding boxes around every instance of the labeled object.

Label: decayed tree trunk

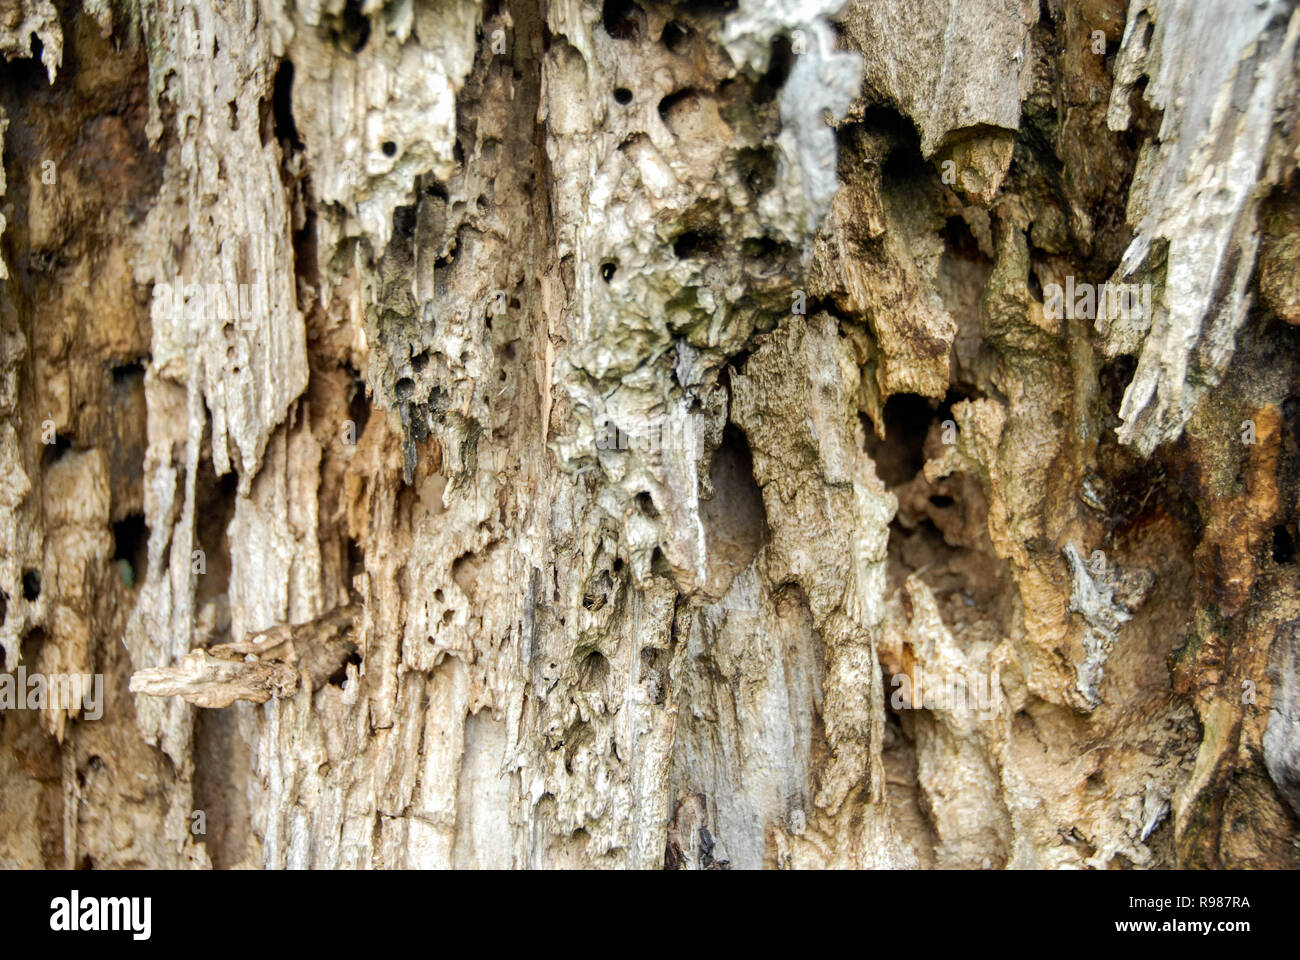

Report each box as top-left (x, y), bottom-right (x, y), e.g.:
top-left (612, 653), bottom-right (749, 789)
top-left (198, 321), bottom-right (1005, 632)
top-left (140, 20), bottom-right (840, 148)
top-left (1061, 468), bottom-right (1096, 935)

top-left (0, 0), bottom-right (1298, 869)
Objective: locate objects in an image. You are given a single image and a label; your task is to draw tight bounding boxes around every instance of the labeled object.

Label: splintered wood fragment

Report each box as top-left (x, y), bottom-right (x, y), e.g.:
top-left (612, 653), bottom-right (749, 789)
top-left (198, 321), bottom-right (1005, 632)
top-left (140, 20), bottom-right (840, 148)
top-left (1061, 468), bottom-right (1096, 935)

top-left (129, 651), bottom-right (298, 707)
top-left (215, 603), bottom-right (360, 691)
top-left (129, 605), bottom-right (360, 707)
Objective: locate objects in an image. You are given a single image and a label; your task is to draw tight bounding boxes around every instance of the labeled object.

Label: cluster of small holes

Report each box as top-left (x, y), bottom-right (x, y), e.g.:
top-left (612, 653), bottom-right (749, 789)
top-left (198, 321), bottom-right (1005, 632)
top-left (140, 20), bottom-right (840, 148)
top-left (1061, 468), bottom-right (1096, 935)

top-left (741, 236), bottom-right (780, 259)
top-left (672, 230), bottom-right (719, 259)
top-left (657, 88), bottom-right (693, 123)
top-left (601, 0), bottom-right (643, 41)
top-left (662, 21), bottom-right (690, 54)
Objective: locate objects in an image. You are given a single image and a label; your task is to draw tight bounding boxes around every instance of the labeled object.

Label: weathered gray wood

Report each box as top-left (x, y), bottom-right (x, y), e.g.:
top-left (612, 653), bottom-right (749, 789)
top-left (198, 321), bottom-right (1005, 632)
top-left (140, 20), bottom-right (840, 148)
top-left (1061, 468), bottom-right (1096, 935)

top-left (1, 0), bottom-right (1297, 870)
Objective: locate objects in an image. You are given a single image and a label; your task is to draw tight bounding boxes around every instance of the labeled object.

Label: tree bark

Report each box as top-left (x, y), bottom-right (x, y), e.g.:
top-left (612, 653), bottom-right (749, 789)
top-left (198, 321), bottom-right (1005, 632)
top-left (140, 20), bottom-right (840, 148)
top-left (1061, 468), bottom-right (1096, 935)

top-left (1, 0), bottom-right (1298, 869)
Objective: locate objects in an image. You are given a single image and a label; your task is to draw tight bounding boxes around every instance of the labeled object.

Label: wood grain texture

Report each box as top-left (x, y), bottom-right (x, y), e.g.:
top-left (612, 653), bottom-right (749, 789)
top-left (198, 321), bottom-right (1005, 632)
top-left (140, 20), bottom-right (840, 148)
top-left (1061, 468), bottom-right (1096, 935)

top-left (0, 0), bottom-right (1297, 869)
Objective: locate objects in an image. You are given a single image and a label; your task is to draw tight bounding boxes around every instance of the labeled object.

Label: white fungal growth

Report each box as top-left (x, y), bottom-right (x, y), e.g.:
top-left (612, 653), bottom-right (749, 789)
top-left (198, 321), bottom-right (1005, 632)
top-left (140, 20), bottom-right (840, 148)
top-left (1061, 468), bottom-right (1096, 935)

top-left (1064, 543), bottom-right (1134, 708)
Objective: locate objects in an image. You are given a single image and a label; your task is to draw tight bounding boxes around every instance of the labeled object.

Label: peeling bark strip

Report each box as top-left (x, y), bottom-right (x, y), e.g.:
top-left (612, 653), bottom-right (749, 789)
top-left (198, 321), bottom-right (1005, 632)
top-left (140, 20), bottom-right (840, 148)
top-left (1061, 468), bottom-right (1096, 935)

top-left (129, 605), bottom-right (359, 707)
top-left (1, 0), bottom-right (1299, 870)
